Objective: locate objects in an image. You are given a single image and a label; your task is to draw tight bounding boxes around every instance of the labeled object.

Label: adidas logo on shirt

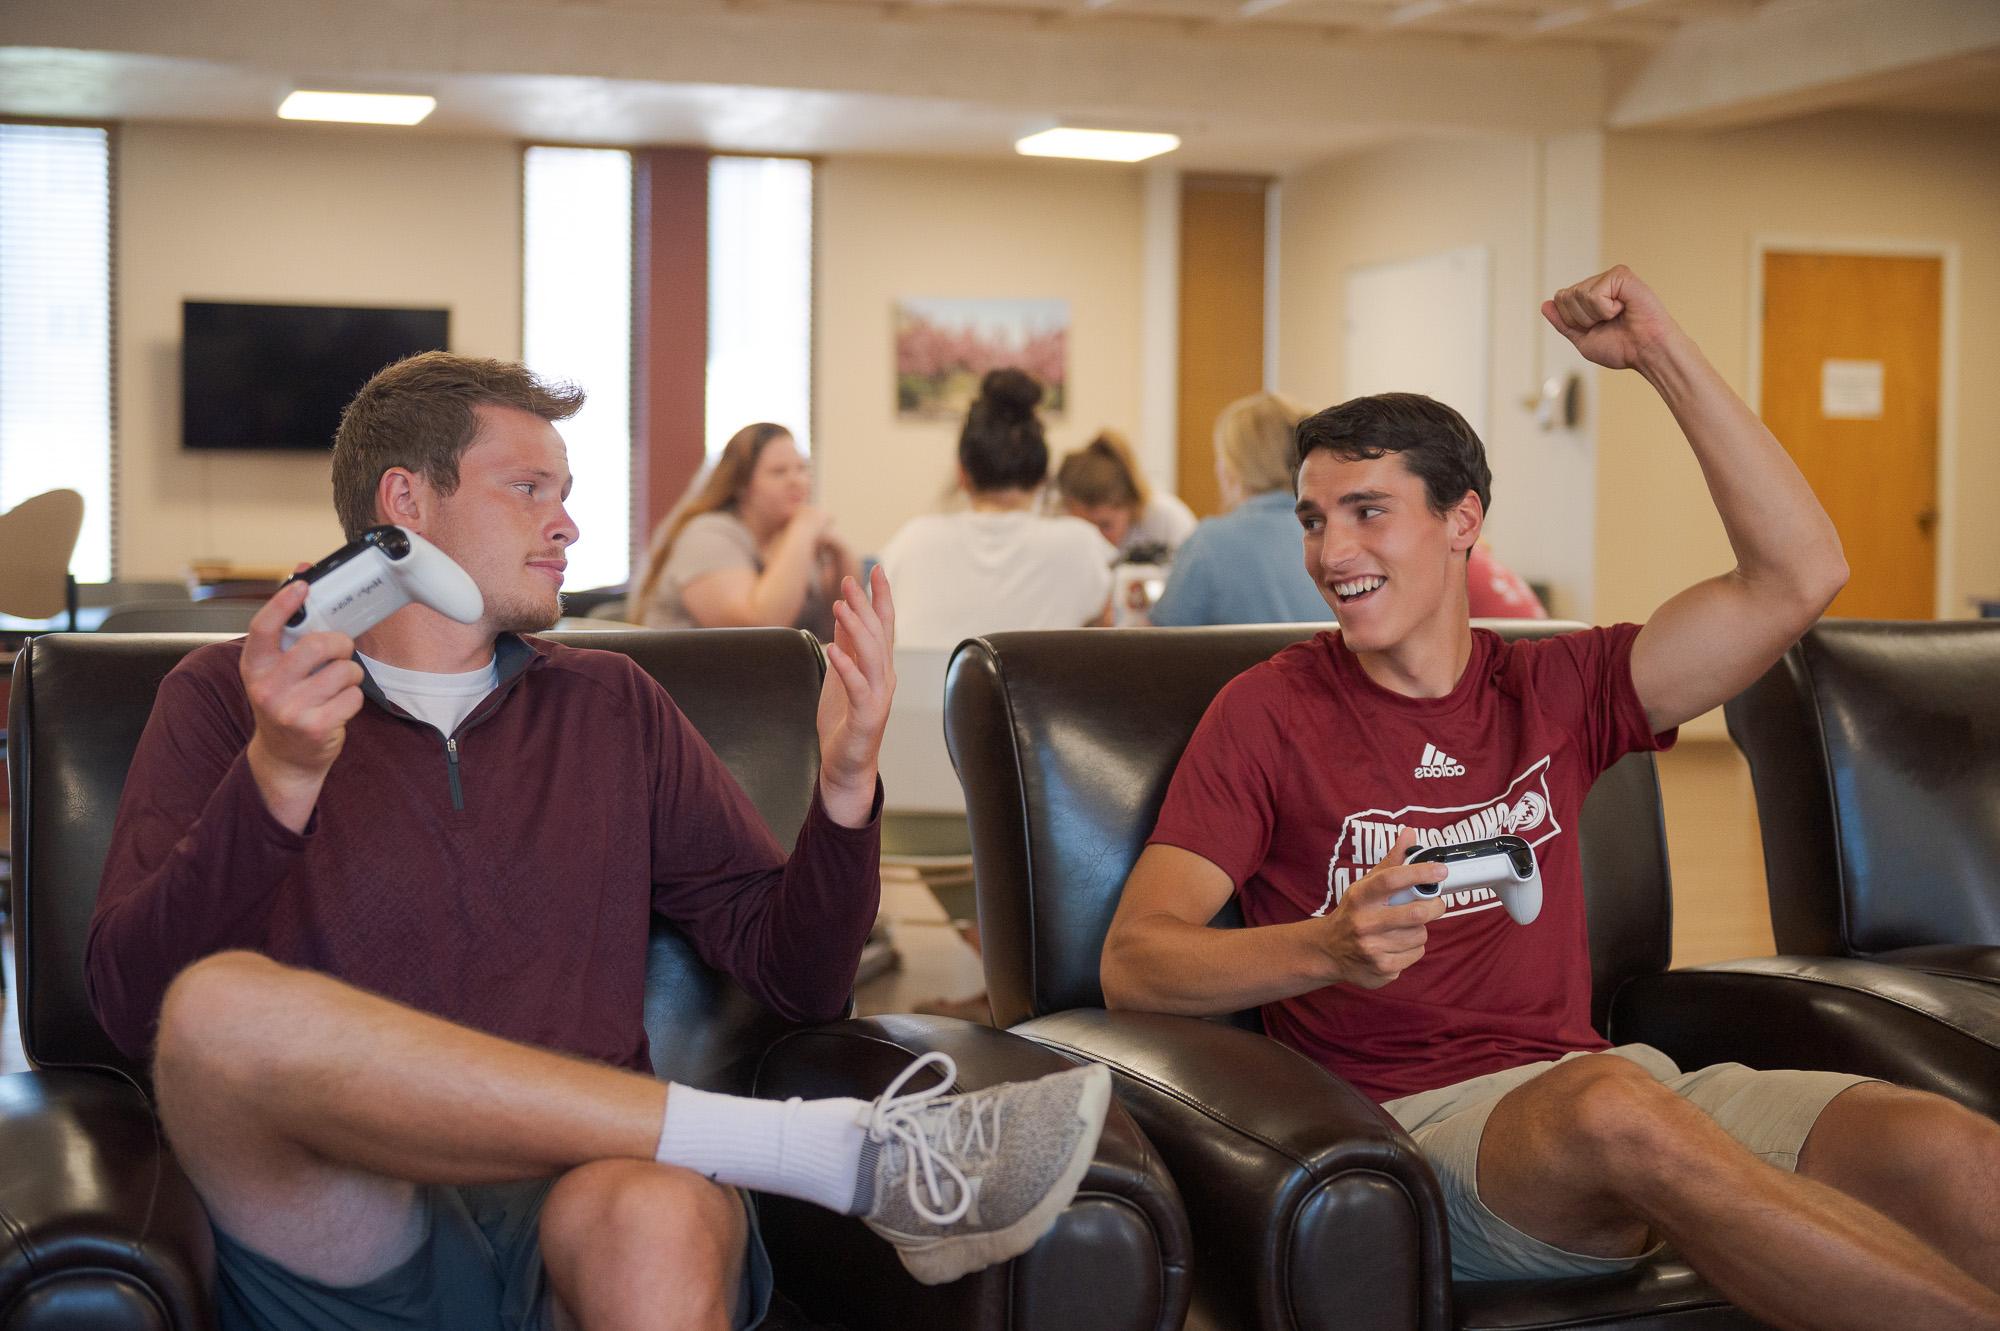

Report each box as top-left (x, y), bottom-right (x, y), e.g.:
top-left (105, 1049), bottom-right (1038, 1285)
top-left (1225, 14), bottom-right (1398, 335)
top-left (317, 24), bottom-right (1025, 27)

top-left (1413, 743), bottom-right (1467, 779)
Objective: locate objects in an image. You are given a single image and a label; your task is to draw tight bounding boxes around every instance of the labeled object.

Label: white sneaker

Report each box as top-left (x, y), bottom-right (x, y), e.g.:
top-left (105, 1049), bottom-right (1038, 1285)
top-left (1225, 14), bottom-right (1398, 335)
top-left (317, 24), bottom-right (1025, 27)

top-left (855, 1052), bottom-right (1111, 1286)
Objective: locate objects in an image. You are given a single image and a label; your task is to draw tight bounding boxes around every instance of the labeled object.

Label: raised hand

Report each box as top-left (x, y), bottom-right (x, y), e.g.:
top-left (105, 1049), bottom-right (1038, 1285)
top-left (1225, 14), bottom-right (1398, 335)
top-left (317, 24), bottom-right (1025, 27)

top-left (815, 565), bottom-right (897, 828)
top-left (1317, 828), bottom-right (1448, 989)
top-left (240, 577), bottom-right (366, 833)
top-left (1541, 265), bottom-right (1682, 373)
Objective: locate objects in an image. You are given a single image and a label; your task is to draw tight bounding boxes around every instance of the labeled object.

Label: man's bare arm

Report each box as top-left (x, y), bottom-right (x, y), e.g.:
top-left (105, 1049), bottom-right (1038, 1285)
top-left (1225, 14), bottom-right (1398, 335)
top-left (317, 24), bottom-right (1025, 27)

top-left (1100, 838), bottom-right (1447, 1015)
top-left (1543, 267), bottom-right (1848, 733)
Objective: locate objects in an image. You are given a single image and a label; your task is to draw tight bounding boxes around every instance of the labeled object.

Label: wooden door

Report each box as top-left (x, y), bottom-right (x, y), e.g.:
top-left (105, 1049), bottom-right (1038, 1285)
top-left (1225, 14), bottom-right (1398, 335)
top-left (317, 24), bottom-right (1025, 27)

top-left (1760, 252), bottom-right (1941, 619)
top-left (1177, 176), bottom-right (1267, 518)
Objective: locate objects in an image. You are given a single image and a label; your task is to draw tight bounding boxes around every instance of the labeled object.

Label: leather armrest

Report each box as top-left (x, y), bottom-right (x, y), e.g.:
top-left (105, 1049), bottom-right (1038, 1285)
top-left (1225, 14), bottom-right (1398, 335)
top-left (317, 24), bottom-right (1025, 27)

top-left (1872, 944), bottom-right (2000, 987)
top-left (1016, 1008), bottom-right (1449, 1331)
top-left (1609, 957), bottom-right (2000, 1120)
top-left (0, 1070), bottom-right (214, 1330)
top-left (751, 1016), bottom-right (1190, 1331)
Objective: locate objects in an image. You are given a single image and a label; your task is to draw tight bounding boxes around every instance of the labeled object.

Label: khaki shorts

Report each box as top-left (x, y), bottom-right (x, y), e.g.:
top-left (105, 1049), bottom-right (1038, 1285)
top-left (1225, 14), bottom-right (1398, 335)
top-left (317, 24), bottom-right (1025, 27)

top-left (1382, 1044), bottom-right (1873, 1282)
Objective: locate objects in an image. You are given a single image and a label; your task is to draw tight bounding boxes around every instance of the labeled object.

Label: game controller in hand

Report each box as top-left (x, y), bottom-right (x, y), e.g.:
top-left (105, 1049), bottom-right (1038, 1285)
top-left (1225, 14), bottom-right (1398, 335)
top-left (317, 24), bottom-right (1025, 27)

top-left (1385, 834), bottom-right (1543, 925)
top-left (279, 525), bottom-right (483, 649)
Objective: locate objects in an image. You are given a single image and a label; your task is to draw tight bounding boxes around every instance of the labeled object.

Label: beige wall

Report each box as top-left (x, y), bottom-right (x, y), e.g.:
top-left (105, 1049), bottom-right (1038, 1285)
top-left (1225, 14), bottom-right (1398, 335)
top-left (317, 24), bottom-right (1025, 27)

top-left (116, 123), bottom-right (522, 579)
top-left (113, 138), bottom-right (1146, 579)
top-left (1597, 111), bottom-right (2000, 638)
top-left (1276, 133), bottom-right (1603, 618)
top-left (813, 156), bottom-right (1147, 556)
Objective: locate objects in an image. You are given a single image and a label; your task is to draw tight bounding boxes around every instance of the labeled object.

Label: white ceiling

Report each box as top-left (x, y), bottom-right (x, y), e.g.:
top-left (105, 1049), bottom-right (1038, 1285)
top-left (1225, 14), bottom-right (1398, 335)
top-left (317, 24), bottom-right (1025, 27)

top-left (2, 0), bottom-right (1994, 173)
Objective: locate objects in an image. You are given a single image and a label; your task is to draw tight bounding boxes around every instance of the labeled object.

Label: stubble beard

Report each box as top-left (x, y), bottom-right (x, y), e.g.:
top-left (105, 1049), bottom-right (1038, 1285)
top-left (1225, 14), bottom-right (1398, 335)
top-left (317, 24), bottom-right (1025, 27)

top-left (487, 587), bottom-right (564, 634)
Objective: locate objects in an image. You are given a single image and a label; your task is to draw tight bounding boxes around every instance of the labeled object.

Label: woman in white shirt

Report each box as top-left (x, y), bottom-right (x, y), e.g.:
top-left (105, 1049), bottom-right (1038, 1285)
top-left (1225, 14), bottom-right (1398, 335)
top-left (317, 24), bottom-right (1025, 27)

top-left (879, 369), bottom-right (1114, 648)
top-left (1054, 429), bottom-right (1198, 561)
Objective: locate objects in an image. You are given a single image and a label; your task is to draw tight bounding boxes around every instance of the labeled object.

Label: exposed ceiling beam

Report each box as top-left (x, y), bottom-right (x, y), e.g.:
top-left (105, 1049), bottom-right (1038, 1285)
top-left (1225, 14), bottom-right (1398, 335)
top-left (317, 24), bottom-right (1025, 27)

top-left (1612, 0), bottom-right (2000, 128)
top-left (2, 0), bottom-right (1610, 137)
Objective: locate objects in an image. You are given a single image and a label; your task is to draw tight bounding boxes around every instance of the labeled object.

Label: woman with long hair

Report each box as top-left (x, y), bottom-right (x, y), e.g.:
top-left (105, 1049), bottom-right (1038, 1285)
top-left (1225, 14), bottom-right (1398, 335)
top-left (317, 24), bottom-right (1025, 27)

top-left (628, 422), bottom-right (857, 637)
top-left (878, 368), bottom-right (1114, 647)
top-left (1053, 429), bottom-right (1196, 561)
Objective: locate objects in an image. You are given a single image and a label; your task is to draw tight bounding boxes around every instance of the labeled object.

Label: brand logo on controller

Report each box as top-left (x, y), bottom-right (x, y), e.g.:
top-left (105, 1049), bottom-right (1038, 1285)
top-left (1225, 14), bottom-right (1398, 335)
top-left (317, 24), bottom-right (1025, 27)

top-left (1412, 743), bottom-right (1466, 779)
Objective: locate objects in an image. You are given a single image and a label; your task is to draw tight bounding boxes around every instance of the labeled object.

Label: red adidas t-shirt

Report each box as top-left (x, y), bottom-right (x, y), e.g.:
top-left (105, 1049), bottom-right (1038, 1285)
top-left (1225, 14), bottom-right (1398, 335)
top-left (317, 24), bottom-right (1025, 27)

top-left (1147, 624), bottom-right (1675, 1103)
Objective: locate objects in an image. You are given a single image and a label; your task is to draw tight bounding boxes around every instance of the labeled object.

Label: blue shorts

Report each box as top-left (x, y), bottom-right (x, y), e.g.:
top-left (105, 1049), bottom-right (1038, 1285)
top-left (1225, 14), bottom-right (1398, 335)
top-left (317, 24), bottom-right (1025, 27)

top-left (213, 1176), bottom-right (774, 1331)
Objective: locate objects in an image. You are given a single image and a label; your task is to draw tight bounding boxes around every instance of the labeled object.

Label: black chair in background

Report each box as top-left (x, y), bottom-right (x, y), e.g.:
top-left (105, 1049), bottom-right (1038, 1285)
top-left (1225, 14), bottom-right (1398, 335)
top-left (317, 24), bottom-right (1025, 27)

top-left (1726, 618), bottom-right (2000, 987)
top-left (945, 622), bottom-right (2000, 1331)
top-left (3, 629), bottom-right (1189, 1331)
top-left (96, 602), bottom-right (258, 634)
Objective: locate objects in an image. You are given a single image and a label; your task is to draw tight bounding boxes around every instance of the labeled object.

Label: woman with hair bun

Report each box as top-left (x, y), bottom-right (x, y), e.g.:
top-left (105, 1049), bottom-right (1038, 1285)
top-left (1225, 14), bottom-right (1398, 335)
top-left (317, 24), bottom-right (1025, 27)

top-left (627, 422), bottom-right (856, 637)
top-left (879, 368), bottom-right (1114, 647)
top-left (1054, 429), bottom-right (1197, 561)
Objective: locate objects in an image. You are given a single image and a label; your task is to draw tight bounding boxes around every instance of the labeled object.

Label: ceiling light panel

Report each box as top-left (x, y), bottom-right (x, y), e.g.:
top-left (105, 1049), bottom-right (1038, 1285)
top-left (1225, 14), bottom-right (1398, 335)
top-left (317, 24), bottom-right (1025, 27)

top-left (1015, 127), bottom-right (1179, 162)
top-left (278, 91), bottom-right (437, 126)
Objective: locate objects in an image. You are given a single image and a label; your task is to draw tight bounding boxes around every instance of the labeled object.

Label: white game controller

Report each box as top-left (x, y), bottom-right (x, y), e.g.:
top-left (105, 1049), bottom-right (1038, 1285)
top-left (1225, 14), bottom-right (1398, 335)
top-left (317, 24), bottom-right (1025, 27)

top-left (1385, 834), bottom-right (1543, 925)
top-left (280, 525), bottom-right (483, 649)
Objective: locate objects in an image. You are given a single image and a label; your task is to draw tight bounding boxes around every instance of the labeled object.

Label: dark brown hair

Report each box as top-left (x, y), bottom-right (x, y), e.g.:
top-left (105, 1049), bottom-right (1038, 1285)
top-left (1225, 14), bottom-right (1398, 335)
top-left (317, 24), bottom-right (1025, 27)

top-left (331, 351), bottom-right (584, 540)
top-left (1293, 392), bottom-right (1491, 519)
top-left (959, 368), bottom-right (1049, 493)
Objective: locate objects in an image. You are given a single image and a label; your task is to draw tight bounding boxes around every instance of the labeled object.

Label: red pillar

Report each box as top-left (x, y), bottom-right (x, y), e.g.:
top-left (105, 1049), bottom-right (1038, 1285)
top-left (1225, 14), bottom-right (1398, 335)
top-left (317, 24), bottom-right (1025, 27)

top-left (631, 147), bottom-right (710, 570)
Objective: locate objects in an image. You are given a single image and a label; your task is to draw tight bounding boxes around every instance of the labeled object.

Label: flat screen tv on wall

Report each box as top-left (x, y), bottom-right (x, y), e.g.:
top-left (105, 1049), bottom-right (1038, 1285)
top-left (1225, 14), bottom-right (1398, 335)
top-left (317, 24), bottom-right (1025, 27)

top-left (181, 301), bottom-right (451, 450)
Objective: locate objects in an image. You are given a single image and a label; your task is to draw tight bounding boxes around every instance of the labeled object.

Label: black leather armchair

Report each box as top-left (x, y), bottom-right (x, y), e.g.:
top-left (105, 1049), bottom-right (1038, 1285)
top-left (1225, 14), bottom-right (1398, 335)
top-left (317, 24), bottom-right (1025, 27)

top-left (3, 629), bottom-right (1189, 1331)
top-left (944, 623), bottom-right (2000, 1331)
top-left (1724, 619), bottom-right (2000, 987)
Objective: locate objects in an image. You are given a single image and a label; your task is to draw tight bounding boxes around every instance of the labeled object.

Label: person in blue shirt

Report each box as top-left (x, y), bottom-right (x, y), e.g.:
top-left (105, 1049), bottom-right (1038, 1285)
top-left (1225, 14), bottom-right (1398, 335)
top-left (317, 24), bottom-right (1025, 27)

top-left (1151, 391), bottom-right (1332, 627)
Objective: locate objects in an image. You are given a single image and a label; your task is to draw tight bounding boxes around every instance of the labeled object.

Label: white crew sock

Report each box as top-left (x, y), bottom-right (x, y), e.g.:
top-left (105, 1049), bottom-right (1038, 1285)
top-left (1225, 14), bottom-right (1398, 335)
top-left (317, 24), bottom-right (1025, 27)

top-left (656, 1084), bottom-right (874, 1215)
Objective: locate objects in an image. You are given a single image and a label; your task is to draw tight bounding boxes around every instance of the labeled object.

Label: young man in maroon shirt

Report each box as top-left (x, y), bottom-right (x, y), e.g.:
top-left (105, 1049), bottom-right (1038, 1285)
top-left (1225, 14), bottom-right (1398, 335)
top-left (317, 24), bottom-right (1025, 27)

top-left (87, 353), bottom-right (1107, 1330)
top-left (1101, 267), bottom-right (2000, 1330)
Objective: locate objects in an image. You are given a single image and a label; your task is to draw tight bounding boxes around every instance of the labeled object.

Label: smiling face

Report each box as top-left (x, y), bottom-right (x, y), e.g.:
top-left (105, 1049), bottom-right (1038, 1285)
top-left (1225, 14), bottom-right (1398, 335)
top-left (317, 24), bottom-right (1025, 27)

top-left (735, 433), bottom-right (811, 532)
top-left (1294, 449), bottom-right (1481, 658)
top-left (417, 403), bottom-right (577, 634)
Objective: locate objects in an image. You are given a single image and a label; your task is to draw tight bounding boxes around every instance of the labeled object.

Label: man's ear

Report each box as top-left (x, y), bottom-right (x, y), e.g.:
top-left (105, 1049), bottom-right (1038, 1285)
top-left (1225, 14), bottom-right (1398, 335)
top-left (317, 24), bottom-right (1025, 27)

top-left (1448, 490), bottom-right (1485, 555)
top-left (374, 467), bottom-right (426, 532)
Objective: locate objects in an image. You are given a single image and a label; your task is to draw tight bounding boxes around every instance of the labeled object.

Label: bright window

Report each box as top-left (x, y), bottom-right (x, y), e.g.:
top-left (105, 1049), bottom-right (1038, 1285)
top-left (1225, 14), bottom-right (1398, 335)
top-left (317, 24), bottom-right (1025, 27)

top-left (0, 124), bottom-right (113, 583)
top-left (707, 157), bottom-right (813, 459)
top-left (522, 145), bottom-right (633, 592)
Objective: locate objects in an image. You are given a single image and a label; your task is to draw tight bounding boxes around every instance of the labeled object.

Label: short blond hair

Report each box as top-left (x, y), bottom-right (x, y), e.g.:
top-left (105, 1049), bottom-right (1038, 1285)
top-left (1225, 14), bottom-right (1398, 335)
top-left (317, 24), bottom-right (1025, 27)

top-left (1215, 391), bottom-right (1310, 497)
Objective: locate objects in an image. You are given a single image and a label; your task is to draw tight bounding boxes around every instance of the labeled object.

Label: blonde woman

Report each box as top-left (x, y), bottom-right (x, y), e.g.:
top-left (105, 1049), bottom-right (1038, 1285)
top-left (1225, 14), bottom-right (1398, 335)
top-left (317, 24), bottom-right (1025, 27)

top-left (1053, 429), bottom-right (1196, 560)
top-left (629, 423), bottom-right (857, 638)
top-left (1150, 391), bottom-right (1330, 627)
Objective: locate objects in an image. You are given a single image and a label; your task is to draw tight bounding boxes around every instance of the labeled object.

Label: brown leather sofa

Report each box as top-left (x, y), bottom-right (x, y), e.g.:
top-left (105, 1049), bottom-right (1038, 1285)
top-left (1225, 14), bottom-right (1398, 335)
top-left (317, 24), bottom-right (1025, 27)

top-left (1725, 619), bottom-right (2000, 988)
top-left (943, 622), bottom-right (2000, 1331)
top-left (2, 629), bottom-right (1190, 1331)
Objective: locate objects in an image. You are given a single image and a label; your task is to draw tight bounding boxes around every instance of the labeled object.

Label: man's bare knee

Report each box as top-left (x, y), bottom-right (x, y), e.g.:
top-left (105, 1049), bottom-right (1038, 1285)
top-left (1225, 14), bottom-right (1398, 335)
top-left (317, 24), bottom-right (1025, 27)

top-left (542, 1161), bottom-right (744, 1324)
top-left (154, 951), bottom-right (297, 1119)
top-left (1526, 1055), bottom-right (1695, 1190)
top-left (156, 951), bottom-right (286, 1074)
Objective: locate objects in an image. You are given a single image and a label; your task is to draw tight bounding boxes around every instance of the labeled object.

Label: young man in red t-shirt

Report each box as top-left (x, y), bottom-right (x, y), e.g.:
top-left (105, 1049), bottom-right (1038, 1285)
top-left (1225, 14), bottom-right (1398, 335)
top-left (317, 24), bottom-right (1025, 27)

top-left (1101, 267), bottom-right (2000, 1329)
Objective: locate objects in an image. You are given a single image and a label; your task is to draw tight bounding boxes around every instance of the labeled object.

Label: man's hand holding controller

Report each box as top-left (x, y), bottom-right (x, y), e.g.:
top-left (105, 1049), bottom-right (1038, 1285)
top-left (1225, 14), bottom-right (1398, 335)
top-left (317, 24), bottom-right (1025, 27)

top-left (242, 581), bottom-right (366, 835)
top-left (1318, 828), bottom-right (1448, 990)
top-left (241, 526), bottom-right (484, 832)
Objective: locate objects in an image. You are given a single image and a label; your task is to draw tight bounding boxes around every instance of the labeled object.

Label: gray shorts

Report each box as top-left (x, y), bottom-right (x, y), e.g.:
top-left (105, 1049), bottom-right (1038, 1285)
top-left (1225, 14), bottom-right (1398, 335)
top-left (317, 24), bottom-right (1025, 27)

top-left (1382, 1044), bottom-right (1873, 1282)
top-left (213, 1176), bottom-right (774, 1331)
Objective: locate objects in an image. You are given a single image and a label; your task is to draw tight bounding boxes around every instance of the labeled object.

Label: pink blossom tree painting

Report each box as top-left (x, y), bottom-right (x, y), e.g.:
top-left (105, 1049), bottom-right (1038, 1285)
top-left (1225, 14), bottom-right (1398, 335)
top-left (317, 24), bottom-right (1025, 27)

top-left (894, 298), bottom-right (1069, 420)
